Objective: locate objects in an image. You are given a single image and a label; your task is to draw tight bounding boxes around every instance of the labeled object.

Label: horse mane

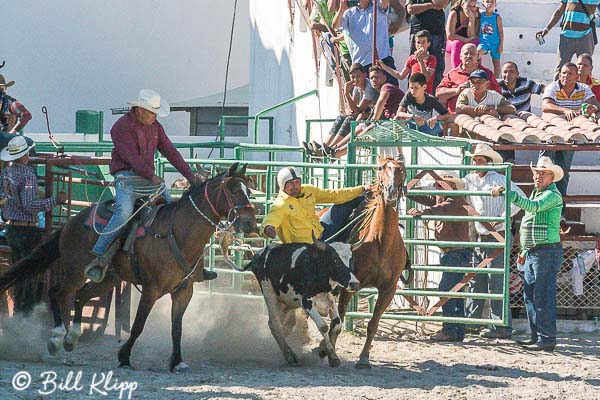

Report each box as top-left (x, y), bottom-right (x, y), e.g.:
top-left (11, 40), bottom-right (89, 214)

top-left (183, 171), bottom-right (227, 201)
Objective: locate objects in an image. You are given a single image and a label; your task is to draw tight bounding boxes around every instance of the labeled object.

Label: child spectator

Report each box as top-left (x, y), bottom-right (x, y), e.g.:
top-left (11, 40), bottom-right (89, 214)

top-left (446, 0), bottom-right (480, 68)
top-left (477, 0), bottom-right (504, 77)
top-left (395, 72), bottom-right (452, 136)
top-left (377, 30), bottom-right (437, 94)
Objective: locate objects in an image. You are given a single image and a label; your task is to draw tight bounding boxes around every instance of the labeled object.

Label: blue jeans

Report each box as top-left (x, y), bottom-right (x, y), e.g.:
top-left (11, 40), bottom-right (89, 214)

top-left (539, 149), bottom-right (574, 196)
top-left (330, 114), bottom-right (355, 138)
top-left (408, 121), bottom-right (443, 137)
top-left (319, 196), bottom-right (364, 243)
top-left (92, 170), bottom-right (173, 257)
top-left (523, 244), bottom-right (563, 346)
top-left (439, 248), bottom-right (472, 339)
top-left (466, 235), bottom-right (512, 333)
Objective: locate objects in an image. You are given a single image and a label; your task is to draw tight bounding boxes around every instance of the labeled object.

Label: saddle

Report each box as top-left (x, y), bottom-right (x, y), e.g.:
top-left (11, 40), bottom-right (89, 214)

top-left (85, 199), bottom-right (163, 253)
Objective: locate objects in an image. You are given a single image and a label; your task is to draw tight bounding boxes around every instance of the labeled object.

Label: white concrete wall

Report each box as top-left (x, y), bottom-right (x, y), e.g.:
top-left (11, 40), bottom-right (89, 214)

top-left (0, 0), bottom-right (249, 136)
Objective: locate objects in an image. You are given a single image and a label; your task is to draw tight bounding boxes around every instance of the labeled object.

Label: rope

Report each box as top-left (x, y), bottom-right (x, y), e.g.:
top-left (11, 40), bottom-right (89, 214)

top-left (323, 208), bottom-right (370, 243)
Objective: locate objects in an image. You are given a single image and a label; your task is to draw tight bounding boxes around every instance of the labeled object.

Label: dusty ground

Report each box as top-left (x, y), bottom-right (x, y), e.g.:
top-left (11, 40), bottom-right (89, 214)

top-left (0, 294), bottom-right (598, 400)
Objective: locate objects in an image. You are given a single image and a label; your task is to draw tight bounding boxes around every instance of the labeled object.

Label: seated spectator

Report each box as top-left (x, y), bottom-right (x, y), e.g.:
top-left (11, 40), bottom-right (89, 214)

top-left (395, 72), bottom-right (452, 137)
top-left (0, 74), bottom-right (32, 133)
top-left (576, 53), bottom-right (600, 101)
top-left (499, 61), bottom-right (545, 113)
top-left (303, 63), bottom-right (372, 156)
top-left (334, 0), bottom-right (399, 85)
top-left (309, 0), bottom-right (353, 81)
top-left (455, 70), bottom-right (517, 117)
top-left (376, 30), bottom-right (437, 94)
top-left (437, 44), bottom-right (501, 113)
top-left (446, 0), bottom-right (479, 69)
top-left (541, 62), bottom-right (600, 197)
top-left (332, 66), bottom-right (404, 157)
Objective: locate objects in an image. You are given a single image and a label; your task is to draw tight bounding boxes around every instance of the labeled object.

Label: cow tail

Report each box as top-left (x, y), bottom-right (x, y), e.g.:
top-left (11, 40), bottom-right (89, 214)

top-left (399, 248), bottom-right (412, 285)
top-left (0, 228), bottom-right (62, 292)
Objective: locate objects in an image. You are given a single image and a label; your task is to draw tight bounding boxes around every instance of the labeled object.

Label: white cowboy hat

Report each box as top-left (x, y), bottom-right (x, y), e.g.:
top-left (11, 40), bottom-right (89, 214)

top-left (0, 74), bottom-right (15, 88)
top-left (127, 89), bottom-right (170, 118)
top-left (424, 170), bottom-right (466, 190)
top-left (277, 167), bottom-right (301, 190)
top-left (465, 143), bottom-right (503, 164)
top-left (530, 156), bottom-right (564, 183)
top-left (1, 135), bottom-right (35, 161)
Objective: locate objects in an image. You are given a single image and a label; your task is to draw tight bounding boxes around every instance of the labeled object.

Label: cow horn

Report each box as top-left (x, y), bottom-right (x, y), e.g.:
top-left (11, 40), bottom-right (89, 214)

top-left (312, 232), bottom-right (327, 251)
top-left (350, 236), bottom-right (365, 252)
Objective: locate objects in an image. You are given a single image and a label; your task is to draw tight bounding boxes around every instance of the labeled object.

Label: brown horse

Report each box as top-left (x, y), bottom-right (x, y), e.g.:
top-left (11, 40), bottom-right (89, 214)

top-left (0, 163), bottom-right (257, 372)
top-left (330, 156), bottom-right (408, 369)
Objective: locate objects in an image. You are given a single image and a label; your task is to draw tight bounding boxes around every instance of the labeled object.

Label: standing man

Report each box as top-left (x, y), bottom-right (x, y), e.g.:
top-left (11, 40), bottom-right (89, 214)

top-left (0, 74), bottom-right (32, 134)
top-left (492, 157), bottom-right (564, 352)
top-left (463, 143), bottom-right (525, 339)
top-left (536, 0), bottom-right (600, 80)
top-left (541, 62), bottom-right (600, 196)
top-left (334, 0), bottom-right (399, 85)
top-left (406, 0), bottom-right (448, 92)
top-left (0, 136), bottom-right (67, 314)
top-left (84, 89), bottom-right (207, 283)
top-left (408, 172), bottom-right (471, 342)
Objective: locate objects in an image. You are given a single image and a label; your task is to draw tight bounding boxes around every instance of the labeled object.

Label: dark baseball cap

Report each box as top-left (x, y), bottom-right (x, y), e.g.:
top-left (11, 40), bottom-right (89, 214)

top-left (468, 70), bottom-right (489, 81)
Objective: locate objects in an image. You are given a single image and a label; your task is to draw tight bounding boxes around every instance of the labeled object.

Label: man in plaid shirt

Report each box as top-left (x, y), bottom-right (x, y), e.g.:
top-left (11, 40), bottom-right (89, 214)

top-left (0, 74), bottom-right (32, 133)
top-left (492, 156), bottom-right (563, 352)
top-left (0, 136), bottom-right (66, 314)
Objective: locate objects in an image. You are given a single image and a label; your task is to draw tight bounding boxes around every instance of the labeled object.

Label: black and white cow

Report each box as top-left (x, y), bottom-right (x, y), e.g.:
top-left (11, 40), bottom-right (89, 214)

top-left (245, 238), bottom-right (360, 367)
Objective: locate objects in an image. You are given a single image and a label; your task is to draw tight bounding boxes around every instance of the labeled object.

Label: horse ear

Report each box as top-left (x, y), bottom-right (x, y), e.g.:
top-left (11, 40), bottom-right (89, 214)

top-left (239, 164), bottom-right (247, 176)
top-left (312, 232), bottom-right (327, 251)
top-left (377, 155), bottom-right (386, 165)
top-left (228, 162), bottom-right (239, 176)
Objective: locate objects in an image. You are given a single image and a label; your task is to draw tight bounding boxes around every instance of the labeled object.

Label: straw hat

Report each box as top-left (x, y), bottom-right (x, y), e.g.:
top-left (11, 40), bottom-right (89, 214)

top-left (425, 171), bottom-right (465, 190)
top-left (465, 143), bottom-right (503, 164)
top-left (0, 74), bottom-right (15, 88)
top-left (127, 89), bottom-right (170, 118)
top-left (530, 156), bottom-right (564, 182)
top-left (1, 135), bottom-right (35, 161)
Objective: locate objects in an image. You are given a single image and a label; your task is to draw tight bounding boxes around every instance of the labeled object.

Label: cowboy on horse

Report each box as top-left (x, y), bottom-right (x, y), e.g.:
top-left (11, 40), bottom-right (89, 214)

top-left (260, 166), bottom-right (369, 244)
top-left (84, 89), bottom-right (210, 283)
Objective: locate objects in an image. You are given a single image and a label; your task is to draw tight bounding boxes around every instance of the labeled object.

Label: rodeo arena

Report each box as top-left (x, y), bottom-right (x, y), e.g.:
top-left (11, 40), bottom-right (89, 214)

top-left (2, 1), bottom-right (600, 399)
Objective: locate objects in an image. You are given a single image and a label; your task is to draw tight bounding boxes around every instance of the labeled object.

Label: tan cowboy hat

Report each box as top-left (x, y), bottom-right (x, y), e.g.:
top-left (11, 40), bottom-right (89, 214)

top-left (127, 89), bottom-right (170, 118)
top-left (424, 171), bottom-right (466, 190)
top-left (0, 74), bottom-right (15, 88)
top-left (1, 135), bottom-right (35, 161)
top-left (530, 156), bottom-right (564, 182)
top-left (465, 143), bottom-right (503, 164)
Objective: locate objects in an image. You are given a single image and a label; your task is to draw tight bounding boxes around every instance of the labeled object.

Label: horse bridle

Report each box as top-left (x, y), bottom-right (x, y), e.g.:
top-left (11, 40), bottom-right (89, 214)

top-left (377, 162), bottom-right (406, 201)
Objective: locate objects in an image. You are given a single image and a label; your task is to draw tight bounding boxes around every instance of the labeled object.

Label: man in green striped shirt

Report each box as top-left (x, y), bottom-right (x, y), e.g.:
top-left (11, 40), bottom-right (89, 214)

top-left (492, 156), bottom-right (563, 352)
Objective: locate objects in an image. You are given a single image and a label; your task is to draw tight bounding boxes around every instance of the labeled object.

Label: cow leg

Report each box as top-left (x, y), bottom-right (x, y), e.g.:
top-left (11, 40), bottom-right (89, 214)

top-left (304, 295), bottom-right (340, 367)
top-left (262, 284), bottom-right (299, 365)
top-left (356, 287), bottom-right (395, 369)
top-left (330, 288), bottom-right (353, 349)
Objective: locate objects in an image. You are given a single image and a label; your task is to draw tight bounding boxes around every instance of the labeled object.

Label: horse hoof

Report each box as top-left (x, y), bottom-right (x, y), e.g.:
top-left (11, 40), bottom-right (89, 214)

top-left (285, 353), bottom-right (299, 365)
top-left (318, 349), bottom-right (327, 359)
top-left (47, 337), bottom-right (62, 357)
top-left (172, 362), bottom-right (189, 373)
top-left (355, 358), bottom-right (371, 369)
top-left (63, 335), bottom-right (79, 352)
top-left (118, 363), bottom-right (134, 370)
top-left (63, 342), bottom-right (75, 352)
top-left (328, 356), bottom-right (341, 368)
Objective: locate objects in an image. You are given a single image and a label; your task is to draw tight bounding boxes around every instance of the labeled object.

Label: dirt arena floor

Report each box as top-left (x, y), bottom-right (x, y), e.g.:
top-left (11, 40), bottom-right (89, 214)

top-left (1, 294), bottom-right (599, 400)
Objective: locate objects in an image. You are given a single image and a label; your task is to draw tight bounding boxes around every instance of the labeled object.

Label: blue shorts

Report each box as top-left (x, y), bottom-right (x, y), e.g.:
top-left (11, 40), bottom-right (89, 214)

top-left (477, 42), bottom-right (501, 60)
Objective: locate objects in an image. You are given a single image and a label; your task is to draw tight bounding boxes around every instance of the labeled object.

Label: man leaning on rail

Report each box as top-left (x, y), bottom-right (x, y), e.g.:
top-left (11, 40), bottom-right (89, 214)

top-left (84, 89), bottom-right (208, 283)
top-left (491, 156), bottom-right (564, 352)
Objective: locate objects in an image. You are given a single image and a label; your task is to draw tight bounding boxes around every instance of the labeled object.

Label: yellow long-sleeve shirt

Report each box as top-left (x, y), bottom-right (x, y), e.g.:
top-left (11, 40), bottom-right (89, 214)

top-left (260, 184), bottom-right (364, 244)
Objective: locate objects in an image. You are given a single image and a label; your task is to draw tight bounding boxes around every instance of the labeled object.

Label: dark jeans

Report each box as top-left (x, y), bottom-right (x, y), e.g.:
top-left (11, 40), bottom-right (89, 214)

top-left (320, 196), bottom-right (364, 243)
top-left (523, 244), bottom-right (563, 346)
top-left (330, 114), bottom-right (356, 138)
top-left (539, 149), bottom-right (574, 196)
top-left (410, 32), bottom-right (446, 94)
top-left (439, 248), bottom-right (472, 339)
top-left (362, 56), bottom-right (399, 86)
top-left (466, 235), bottom-right (512, 333)
top-left (5, 225), bottom-right (44, 314)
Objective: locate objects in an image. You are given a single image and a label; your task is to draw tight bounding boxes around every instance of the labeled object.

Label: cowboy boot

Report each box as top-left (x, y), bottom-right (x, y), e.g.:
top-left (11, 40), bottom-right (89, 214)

top-left (202, 269), bottom-right (218, 281)
top-left (84, 256), bottom-right (110, 283)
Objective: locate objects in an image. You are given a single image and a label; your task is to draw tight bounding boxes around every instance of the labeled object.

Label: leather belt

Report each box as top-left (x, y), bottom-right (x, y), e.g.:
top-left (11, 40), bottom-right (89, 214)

top-left (6, 220), bottom-right (38, 227)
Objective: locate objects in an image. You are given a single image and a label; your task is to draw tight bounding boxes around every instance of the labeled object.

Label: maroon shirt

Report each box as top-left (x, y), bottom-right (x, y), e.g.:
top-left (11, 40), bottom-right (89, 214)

top-left (109, 109), bottom-right (193, 181)
top-left (380, 83), bottom-right (404, 119)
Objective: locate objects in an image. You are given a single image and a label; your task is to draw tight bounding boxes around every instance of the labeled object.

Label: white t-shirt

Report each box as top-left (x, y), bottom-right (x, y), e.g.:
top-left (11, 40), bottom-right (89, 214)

top-left (456, 89), bottom-right (511, 108)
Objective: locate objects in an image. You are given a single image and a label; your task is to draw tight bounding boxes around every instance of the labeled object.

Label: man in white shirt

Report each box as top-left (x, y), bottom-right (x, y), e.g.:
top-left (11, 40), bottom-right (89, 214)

top-left (463, 143), bottom-right (524, 339)
top-left (455, 69), bottom-right (517, 118)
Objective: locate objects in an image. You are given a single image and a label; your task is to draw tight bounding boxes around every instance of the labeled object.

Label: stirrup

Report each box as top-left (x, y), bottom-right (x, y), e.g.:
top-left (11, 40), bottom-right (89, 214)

top-left (84, 258), bottom-right (109, 283)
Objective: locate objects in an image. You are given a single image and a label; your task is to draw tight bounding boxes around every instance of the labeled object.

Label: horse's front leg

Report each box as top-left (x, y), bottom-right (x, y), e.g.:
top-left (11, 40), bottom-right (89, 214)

top-left (169, 284), bottom-right (194, 372)
top-left (356, 286), bottom-right (395, 369)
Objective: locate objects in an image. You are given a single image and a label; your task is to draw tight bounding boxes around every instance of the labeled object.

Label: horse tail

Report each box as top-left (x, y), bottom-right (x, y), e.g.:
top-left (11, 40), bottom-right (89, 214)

top-left (399, 248), bottom-right (412, 285)
top-left (0, 228), bottom-right (62, 292)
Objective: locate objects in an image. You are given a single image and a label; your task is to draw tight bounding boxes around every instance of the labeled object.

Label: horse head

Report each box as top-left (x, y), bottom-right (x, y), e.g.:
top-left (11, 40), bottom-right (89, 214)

top-left (376, 156), bottom-right (406, 204)
top-left (188, 162), bottom-right (258, 234)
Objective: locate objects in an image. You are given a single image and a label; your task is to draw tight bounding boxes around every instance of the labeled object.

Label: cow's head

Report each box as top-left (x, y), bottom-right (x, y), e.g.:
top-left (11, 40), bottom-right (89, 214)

top-left (312, 236), bottom-right (360, 292)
